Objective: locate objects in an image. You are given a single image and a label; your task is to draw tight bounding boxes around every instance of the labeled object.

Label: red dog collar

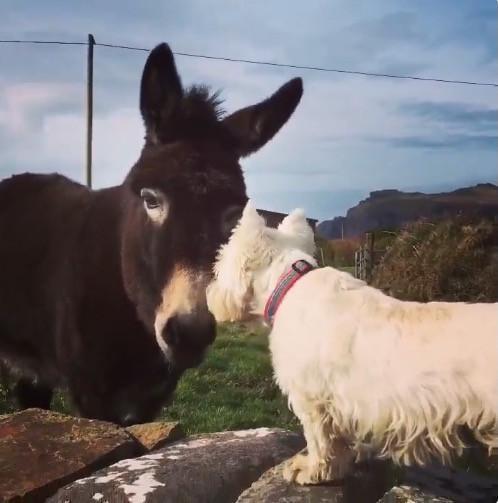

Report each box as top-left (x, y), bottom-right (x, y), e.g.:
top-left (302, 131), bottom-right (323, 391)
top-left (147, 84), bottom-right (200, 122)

top-left (263, 260), bottom-right (315, 325)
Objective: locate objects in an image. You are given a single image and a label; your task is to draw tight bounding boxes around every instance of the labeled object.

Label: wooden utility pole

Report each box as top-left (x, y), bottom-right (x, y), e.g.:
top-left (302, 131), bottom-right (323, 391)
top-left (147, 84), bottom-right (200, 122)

top-left (86, 34), bottom-right (95, 189)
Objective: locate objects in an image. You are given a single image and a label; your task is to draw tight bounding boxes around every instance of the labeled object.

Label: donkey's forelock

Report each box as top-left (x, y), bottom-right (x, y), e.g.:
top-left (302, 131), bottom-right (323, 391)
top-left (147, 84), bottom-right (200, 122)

top-left (145, 85), bottom-right (230, 147)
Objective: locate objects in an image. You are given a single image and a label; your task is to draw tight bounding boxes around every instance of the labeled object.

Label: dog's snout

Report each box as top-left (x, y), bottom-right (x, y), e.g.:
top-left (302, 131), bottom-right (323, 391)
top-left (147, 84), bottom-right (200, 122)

top-left (163, 310), bottom-right (216, 351)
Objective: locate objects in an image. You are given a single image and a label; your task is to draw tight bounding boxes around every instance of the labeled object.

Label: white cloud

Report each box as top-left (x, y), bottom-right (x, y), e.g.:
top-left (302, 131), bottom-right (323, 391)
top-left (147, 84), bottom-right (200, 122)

top-left (0, 83), bottom-right (144, 186)
top-left (92, 108), bottom-right (144, 187)
top-left (0, 0), bottom-right (495, 219)
top-left (0, 81), bottom-right (81, 135)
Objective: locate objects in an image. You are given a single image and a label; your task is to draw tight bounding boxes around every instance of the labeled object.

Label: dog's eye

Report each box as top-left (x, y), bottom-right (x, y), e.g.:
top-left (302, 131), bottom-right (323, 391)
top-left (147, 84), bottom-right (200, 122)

top-left (222, 205), bottom-right (243, 238)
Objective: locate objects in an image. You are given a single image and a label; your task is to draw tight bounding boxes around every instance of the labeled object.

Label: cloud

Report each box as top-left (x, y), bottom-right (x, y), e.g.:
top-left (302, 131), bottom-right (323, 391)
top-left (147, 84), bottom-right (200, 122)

top-left (0, 80), bottom-right (85, 182)
top-left (399, 101), bottom-right (497, 133)
top-left (376, 101), bottom-right (498, 151)
top-left (250, 188), bottom-right (368, 221)
top-left (386, 134), bottom-right (497, 150)
top-left (0, 0), bottom-right (496, 221)
top-left (0, 96), bottom-right (144, 186)
top-left (0, 81), bottom-right (82, 136)
top-left (427, 0), bottom-right (497, 63)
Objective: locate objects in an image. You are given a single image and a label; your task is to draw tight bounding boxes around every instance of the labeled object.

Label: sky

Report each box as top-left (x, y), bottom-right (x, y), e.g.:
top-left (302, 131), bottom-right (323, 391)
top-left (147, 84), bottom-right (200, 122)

top-left (0, 1), bottom-right (496, 221)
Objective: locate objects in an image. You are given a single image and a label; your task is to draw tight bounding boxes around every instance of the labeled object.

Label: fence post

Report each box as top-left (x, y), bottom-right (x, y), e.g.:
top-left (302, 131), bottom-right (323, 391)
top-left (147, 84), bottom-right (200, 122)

top-left (361, 245), bottom-right (365, 280)
top-left (319, 247), bottom-right (325, 267)
top-left (86, 34), bottom-right (95, 189)
top-left (365, 232), bottom-right (375, 283)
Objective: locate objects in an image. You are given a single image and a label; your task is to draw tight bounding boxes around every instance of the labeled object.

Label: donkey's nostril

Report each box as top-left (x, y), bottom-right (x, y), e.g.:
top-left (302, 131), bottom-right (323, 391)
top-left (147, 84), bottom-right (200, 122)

top-left (163, 311), bottom-right (216, 350)
top-left (163, 317), bottom-right (181, 347)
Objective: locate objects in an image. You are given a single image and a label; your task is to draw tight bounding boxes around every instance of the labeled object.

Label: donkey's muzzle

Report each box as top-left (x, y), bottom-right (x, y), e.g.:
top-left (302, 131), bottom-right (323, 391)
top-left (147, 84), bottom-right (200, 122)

top-left (162, 310), bottom-right (216, 367)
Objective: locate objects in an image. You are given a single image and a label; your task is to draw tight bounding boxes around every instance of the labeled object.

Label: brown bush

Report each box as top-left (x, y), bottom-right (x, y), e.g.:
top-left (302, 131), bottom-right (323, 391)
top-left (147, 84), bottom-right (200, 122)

top-left (315, 237), bottom-right (360, 267)
top-left (371, 217), bottom-right (498, 302)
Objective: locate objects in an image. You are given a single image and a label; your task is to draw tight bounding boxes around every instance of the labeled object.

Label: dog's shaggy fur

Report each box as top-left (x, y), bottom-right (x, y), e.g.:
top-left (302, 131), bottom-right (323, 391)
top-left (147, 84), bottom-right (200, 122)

top-left (207, 202), bottom-right (498, 485)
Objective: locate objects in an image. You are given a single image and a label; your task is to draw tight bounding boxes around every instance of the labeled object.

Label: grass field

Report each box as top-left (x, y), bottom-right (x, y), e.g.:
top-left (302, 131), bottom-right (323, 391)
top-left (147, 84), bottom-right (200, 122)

top-left (0, 323), bottom-right (299, 435)
top-left (161, 322), bottom-right (299, 434)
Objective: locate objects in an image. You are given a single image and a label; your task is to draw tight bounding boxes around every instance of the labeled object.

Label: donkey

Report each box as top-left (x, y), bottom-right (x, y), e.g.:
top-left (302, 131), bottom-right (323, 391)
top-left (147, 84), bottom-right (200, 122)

top-left (0, 43), bottom-right (303, 425)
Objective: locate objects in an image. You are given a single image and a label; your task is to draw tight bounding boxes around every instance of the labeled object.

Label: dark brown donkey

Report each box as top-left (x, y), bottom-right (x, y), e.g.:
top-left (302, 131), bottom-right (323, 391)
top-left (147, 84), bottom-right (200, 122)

top-left (0, 43), bottom-right (303, 425)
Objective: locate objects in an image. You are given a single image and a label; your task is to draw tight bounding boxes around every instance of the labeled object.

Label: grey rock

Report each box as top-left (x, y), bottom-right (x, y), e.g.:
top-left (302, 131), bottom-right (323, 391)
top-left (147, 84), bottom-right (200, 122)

top-left (402, 463), bottom-right (498, 503)
top-left (378, 485), bottom-right (454, 503)
top-left (237, 454), bottom-right (392, 503)
top-left (238, 456), bottom-right (498, 503)
top-left (48, 427), bottom-right (305, 503)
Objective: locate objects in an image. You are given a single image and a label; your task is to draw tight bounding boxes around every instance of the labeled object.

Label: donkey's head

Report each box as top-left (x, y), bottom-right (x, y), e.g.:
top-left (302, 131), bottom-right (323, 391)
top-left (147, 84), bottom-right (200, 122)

top-left (122, 43), bottom-right (302, 369)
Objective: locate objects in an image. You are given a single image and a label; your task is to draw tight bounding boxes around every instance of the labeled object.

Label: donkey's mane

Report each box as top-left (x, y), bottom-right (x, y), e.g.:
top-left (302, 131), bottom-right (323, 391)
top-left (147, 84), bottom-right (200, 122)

top-left (150, 85), bottom-right (228, 145)
top-left (183, 85), bottom-right (225, 121)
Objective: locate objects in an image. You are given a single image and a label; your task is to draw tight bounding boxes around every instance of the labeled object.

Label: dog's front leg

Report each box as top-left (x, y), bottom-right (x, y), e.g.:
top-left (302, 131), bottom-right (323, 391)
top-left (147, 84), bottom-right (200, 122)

top-left (283, 402), bottom-right (355, 485)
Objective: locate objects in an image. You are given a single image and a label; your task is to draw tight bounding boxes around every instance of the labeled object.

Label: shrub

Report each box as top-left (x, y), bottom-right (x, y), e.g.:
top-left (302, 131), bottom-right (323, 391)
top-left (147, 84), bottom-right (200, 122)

top-left (315, 236), bottom-right (360, 267)
top-left (371, 217), bottom-right (498, 302)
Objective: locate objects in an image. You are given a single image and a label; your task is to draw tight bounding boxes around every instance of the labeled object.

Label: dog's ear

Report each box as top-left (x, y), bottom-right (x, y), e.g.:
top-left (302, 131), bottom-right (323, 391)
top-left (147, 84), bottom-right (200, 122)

top-left (238, 201), bottom-right (266, 231)
top-left (206, 204), bottom-right (257, 322)
top-left (278, 208), bottom-right (308, 233)
top-left (278, 208), bottom-right (316, 255)
top-left (207, 242), bottom-right (252, 322)
top-left (207, 200), bottom-right (270, 323)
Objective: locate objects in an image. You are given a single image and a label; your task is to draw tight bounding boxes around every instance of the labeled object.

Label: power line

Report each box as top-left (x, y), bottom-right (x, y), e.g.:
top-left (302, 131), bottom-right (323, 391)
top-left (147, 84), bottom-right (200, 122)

top-left (1, 38), bottom-right (497, 87)
top-left (0, 39), bottom-right (86, 46)
top-left (95, 42), bottom-right (148, 52)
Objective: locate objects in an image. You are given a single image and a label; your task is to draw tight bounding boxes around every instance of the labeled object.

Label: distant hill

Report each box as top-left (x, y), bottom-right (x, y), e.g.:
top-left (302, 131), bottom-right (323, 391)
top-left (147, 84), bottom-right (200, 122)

top-left (316, 183), bottom-right (498, 239)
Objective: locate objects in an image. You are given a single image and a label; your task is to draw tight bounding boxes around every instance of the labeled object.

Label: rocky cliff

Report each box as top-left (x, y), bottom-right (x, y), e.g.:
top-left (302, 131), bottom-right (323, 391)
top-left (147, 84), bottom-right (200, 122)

top-left (317, 183), bottom-right (498, 239)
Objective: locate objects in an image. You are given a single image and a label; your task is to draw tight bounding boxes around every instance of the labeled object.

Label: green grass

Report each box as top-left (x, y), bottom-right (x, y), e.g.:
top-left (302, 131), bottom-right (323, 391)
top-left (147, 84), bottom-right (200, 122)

top-left (161, 323), bottom-right (299, 435)
top-left (0, 323), bottom-right (299, 435)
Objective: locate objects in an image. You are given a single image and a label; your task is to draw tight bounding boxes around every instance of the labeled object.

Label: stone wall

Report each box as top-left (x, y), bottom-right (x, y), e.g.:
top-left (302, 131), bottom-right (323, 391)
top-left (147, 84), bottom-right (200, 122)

top-left (1, 409), bottom-right (497, 502)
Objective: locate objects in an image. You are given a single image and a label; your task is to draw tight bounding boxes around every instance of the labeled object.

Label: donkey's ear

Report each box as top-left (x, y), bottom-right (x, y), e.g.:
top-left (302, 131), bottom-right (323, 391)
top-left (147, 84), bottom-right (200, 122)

top-left (222, 78), bottom-right (303, 158)
top-left (140, 43), bottom-right (183, 143)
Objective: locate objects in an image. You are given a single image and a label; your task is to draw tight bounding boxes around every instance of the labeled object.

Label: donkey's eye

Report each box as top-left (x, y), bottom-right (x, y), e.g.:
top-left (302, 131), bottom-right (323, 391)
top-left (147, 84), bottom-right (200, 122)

top-left (144, 196), bottom-right (159, 209)
top-left (140, 188), bottom-right (160, 208)
top-left (140, 188), bottom-right (168, 224)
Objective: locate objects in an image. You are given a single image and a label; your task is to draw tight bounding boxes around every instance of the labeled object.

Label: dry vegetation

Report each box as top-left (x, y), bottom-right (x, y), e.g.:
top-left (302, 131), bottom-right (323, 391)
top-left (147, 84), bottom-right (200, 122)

top-left (371, 217), bottom-right (498, 302)
top-left (315, 236), bottom-right (360, 268)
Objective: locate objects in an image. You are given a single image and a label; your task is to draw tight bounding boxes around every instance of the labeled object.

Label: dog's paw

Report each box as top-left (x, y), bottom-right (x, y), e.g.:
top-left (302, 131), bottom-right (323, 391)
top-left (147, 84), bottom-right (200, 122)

top-left (282, 454), bottom-right (328, 485)
top-left (283, 453), bottom-right (311, 484)
top-left (283, 452), bottom-right (354, 485)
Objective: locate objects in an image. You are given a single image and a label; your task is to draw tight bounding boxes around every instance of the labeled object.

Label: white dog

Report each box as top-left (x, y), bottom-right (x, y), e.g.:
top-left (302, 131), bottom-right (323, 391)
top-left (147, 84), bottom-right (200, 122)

top-left (207, 202), bottom-right (498, 485)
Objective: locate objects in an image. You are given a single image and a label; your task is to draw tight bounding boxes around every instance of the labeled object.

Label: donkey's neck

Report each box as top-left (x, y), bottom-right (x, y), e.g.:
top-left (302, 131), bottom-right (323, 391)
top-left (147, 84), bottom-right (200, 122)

top-left (251, 248), bottom-right (317, 316)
